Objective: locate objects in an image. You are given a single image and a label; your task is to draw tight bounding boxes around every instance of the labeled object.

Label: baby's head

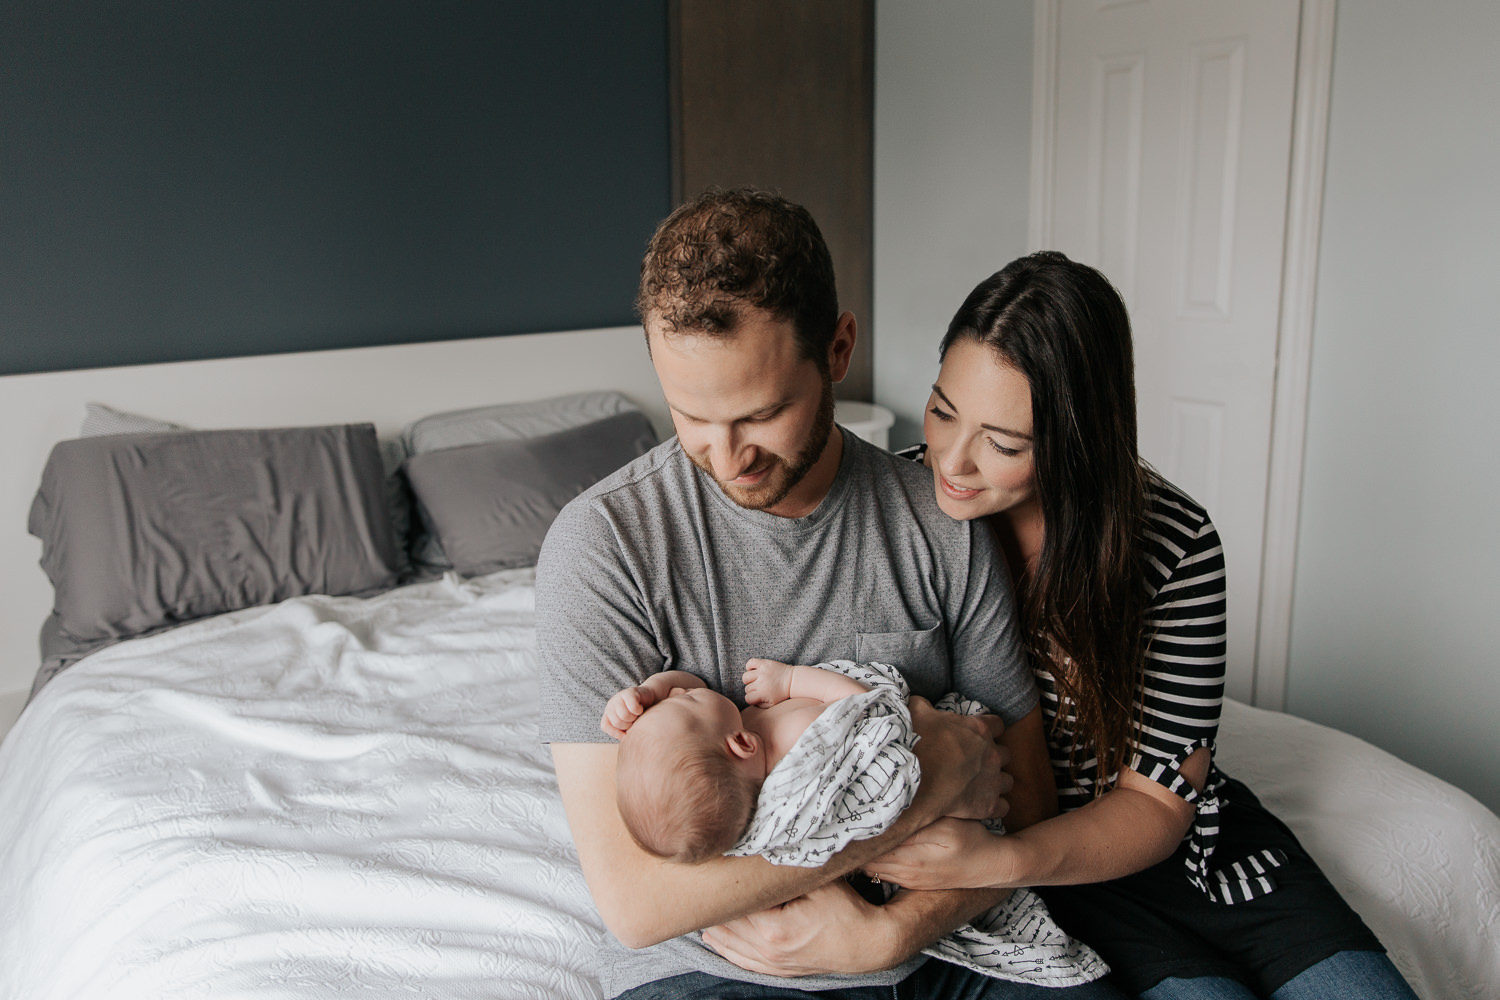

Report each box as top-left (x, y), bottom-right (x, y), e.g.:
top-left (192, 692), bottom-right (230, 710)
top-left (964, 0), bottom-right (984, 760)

top-left (616, 686), bottom-right (764, 863)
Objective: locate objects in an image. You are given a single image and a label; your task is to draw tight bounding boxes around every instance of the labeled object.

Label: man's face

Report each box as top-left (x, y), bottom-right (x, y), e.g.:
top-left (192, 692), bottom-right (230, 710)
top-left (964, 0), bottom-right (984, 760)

top-left (647, 307), bottom-right (839, 518)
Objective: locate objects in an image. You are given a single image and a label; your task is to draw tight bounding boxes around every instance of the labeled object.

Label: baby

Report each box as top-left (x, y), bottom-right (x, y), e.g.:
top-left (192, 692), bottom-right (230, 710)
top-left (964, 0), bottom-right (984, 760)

top-left (602, 658), bottom-right (1112, 988)
top-left (604, 657), bottom-right (897, 864)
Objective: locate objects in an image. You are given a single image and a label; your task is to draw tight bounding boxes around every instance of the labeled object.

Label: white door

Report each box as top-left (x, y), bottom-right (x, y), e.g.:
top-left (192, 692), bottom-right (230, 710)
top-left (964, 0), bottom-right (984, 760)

top-left (1033, 0), bottom-right (1302, 701)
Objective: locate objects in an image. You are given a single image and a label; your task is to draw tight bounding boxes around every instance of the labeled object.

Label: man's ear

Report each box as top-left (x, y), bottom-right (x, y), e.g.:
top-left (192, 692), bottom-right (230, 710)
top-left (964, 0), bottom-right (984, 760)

top-left (726, 730), bottom-right (760, 759)
top-left (827, 311), bottom-right (857, 384)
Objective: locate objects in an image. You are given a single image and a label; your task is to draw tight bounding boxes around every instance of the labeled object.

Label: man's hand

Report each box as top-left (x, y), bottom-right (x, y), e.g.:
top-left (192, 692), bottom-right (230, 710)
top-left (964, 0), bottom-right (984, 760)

top-left (700, 880), bottom-right (900, 976)
top-left (743, 657), bottom-right (796, 707)
top-left (908, 696), bottom-right (1012, 821)
top-left (866, 817), bottom-right (1012, 891)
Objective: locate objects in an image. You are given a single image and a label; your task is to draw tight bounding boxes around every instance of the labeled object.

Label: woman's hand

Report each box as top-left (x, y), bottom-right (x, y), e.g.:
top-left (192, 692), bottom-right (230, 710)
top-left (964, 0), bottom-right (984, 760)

top-left (866, 817), bottom-right (1015, 892)
top-left (700, 880), bottom-right (902, 976)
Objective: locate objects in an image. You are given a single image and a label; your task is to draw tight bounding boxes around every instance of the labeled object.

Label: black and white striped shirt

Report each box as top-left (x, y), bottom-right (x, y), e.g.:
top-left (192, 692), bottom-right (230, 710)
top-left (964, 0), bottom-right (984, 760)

top-left (898, 446), bottom-right (1282, 903)
top-left (1038, 472), bottom-right (1226, 812)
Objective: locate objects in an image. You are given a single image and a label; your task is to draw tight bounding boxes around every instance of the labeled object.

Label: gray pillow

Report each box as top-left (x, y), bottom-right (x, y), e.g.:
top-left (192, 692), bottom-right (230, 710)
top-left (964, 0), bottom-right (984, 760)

top-left (79, 403), bottom-right (415, 579)
top-left (399, 391), bottom-right (647, 572)
top-left (29, 424), bottom-right (400, 642)
top-left (400, 390), bottom-right (640, 455)
top-left (403, 410), bottom-right (657, 577)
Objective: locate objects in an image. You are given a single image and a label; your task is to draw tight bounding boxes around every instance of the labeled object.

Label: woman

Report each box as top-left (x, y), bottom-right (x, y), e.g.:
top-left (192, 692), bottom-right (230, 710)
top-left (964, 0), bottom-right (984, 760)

top-left (875, 252), bottom-right (1414, 999)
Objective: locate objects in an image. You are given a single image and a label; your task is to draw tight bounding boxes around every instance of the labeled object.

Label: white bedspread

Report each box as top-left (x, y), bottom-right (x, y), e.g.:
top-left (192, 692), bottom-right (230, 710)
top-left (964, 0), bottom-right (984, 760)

top-left (4, 572), bottom-right (1497, 1000)
top-left (1217, 699), bottom-right (1500, 1000)
top-left (0, 571), bottom-right (606, 1000)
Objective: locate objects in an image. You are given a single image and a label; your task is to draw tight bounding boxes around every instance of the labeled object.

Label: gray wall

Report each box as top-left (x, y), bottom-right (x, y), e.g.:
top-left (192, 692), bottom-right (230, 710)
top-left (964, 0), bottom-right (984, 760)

top-left (874, 0), bottom-right (1500, 814)
top-left (1287, 0), bottom-right (1500, 813)
top-left (0, 2), bottom-right (669, 375)
top-left (872, 1), bottom-right (1034, 449)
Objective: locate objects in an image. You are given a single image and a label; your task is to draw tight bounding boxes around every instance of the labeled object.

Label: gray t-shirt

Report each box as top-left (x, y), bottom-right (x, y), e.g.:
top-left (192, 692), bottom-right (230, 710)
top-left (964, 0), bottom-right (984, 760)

top-left (536, 429), bottom-right (1036, 996)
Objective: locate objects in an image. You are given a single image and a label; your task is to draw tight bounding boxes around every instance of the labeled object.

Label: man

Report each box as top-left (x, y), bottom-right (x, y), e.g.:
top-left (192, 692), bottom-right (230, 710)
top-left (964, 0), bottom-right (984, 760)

top-left (537, 188), bottom-right (1058, 998)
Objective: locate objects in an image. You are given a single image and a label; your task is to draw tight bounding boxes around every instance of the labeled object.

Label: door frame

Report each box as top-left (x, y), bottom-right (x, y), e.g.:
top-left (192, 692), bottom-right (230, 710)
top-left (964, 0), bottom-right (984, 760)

top-left (1027, 0), bottom-right (1338, 710)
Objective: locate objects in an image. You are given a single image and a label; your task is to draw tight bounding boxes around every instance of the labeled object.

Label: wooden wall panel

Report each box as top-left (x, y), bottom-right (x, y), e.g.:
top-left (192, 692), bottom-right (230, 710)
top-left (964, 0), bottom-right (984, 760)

top-left (671, 0), bottom-right (875, 399)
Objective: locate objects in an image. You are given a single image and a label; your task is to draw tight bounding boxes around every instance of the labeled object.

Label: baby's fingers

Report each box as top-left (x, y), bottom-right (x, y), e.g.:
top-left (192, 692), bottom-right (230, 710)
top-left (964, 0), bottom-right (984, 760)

top-left (600, 707), bottom-right (628, 738)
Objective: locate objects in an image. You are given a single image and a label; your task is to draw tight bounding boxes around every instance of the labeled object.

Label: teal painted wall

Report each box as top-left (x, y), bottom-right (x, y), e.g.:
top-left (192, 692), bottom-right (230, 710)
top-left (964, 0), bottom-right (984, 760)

top-left (0, 1), bottom-right (670, 374)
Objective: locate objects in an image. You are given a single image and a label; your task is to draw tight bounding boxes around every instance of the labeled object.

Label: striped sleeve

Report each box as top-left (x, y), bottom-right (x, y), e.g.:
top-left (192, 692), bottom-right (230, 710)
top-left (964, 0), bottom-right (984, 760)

top-left (1131, 476), bottom-right (1227, 787)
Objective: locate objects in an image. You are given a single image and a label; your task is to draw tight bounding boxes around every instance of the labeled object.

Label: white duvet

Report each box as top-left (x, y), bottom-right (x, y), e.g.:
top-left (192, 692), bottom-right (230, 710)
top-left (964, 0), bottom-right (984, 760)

top-left (0, 570), bottom-right (606, 1000)
top-left (4, 570), bottom-right (1498, 1000)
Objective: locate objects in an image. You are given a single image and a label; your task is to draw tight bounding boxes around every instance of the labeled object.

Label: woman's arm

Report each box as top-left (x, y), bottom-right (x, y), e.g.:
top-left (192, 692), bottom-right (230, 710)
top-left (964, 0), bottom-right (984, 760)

top-left (870, 745), bottom-right (1210, 890)
top-left (553, 697), bottom-right (1014, 949)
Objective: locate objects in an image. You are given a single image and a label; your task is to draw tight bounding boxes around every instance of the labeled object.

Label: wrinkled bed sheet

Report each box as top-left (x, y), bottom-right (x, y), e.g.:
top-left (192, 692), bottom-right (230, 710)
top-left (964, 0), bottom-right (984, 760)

top-left (0, 570), bottom-right (606, 1000)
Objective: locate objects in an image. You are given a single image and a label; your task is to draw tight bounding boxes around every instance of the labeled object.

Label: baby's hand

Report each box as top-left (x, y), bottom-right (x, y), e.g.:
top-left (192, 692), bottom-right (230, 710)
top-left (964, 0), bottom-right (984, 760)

top-left (743, 658), bottom-right (796, 707)
top-left (601, 685), bottom-right (655, 739)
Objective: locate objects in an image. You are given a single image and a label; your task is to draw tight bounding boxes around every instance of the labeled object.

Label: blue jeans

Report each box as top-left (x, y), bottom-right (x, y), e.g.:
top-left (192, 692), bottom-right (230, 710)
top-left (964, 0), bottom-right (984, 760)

top-left (1138, 950), bottom-right (1418, 1000)
top-left (619, 959), bottom-right (1129, 999)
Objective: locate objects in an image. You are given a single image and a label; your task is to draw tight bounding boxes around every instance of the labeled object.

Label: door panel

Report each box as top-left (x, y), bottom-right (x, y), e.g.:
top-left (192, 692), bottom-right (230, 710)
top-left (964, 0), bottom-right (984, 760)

top-left (1038, 0), bottom-right (1301, 700)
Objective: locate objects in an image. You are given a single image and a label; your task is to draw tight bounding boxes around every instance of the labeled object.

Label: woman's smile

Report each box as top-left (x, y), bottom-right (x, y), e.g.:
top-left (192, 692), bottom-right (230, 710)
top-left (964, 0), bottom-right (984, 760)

top-left (939, 475), bottom-right (984, 501)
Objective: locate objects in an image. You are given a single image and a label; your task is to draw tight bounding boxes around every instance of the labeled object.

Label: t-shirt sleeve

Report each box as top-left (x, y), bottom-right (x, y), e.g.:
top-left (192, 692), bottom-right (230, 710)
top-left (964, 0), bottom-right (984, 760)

top-left (1129, 508), bottom-right (1227, 798)
top-left (536, 496), bottom-right (663, 744)
top-left (945, 518), bottom-right (1039, 724)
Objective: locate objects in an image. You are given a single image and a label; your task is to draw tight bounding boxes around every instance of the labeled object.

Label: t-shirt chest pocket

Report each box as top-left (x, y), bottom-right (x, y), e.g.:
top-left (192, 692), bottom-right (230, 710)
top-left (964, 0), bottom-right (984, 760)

top-left (854, 622), bottom-right (951, 702)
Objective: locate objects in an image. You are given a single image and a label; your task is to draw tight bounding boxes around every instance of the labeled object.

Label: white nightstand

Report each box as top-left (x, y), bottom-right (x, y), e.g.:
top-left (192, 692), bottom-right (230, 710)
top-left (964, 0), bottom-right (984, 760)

top-left (835, 400), bottom-right (896, 450)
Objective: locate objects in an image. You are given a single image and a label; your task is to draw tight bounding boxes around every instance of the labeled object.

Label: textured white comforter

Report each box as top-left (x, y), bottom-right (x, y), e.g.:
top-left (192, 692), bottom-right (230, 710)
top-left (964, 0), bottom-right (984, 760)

top-left (1217, 700), bottom-right (1500, 1000)
top-left (0, 570), bottom-right (606, 999)
top-left (3, 570), bottom-right (1496, 1000)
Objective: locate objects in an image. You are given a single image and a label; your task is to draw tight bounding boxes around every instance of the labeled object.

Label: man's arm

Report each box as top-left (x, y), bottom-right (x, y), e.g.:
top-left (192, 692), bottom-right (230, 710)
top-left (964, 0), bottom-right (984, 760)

top-left (699, 879), bottom-right (1010, 976)
top-left (991, 705), bottom-right (1056, 831)
top-left (551, 697), bottom-right (1010, 949)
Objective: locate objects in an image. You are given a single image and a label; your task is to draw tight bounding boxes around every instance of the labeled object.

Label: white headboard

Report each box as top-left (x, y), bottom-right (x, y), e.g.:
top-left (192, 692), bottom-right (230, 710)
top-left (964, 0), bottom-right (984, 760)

top-left (0, 325), bottom-right (668, 708)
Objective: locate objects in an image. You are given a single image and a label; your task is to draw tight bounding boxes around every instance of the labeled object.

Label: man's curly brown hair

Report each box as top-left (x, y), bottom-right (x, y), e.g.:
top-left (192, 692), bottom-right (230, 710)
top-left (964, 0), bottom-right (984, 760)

top-left (636, 187), bottom-right (840, 373)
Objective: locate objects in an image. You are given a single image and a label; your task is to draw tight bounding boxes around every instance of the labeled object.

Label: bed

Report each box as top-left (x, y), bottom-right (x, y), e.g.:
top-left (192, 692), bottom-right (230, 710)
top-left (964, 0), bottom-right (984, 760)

top-left (0, 341), bottom-right (1495, 999)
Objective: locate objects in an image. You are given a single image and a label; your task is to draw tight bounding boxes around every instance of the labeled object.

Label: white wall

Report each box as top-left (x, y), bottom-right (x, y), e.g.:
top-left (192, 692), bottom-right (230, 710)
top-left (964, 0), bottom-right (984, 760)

top-left (873, 1), bottom-right (1034, 449)
top-left (873, 0), bottom-right (1500, 815)
top-left (1287, 0), bottom-right (1500, 814)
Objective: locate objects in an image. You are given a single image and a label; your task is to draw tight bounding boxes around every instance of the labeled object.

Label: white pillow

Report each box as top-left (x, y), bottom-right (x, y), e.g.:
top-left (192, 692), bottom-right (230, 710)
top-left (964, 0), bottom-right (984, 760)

top-left (80, 403), bottom-right (188, 437)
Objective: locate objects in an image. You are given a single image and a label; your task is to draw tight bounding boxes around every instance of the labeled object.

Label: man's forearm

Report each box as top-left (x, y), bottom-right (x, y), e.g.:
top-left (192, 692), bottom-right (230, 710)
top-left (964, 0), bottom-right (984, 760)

top-left (552, 741), bottom-right (960, 948)
top-left (995, 706), bottom-right (1057, 831)
top-left (878, 886), bottom-right (1013, 963)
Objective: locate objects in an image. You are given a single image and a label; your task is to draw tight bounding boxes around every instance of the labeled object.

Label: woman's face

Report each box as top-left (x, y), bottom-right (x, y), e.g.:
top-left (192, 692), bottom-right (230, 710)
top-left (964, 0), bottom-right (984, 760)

top-left (922, 337), bottom-right (1037, 522)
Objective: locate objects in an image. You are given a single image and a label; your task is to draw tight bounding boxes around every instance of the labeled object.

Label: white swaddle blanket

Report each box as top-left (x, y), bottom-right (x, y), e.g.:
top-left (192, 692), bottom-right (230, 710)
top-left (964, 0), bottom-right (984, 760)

top-left (727, 660), bottom-right (1108, 987)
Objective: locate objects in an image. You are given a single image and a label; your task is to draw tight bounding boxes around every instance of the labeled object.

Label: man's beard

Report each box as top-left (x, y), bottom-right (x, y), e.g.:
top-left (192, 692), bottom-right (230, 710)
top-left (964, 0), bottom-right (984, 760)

top-left (694, 378), bottom-right (836, 512)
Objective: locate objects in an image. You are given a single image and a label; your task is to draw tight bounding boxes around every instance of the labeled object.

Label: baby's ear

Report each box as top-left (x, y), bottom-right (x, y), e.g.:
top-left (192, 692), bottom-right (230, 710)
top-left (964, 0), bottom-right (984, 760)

top-left (726, 730), bottom-right (760, 759)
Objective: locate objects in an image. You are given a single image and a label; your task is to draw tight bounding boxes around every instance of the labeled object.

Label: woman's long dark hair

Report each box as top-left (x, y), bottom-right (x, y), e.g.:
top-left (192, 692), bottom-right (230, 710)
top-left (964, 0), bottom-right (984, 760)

top-left (941, 251), bottom-right (1148, 788)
